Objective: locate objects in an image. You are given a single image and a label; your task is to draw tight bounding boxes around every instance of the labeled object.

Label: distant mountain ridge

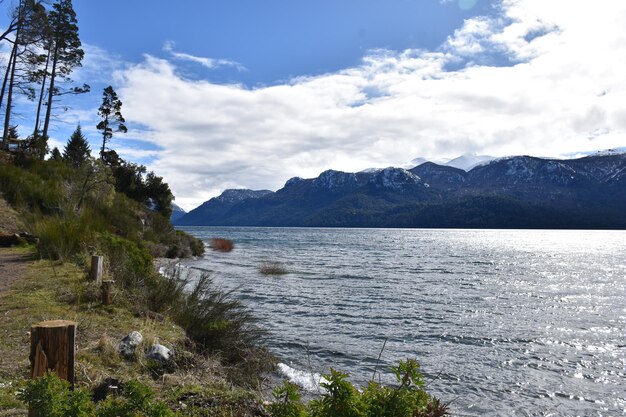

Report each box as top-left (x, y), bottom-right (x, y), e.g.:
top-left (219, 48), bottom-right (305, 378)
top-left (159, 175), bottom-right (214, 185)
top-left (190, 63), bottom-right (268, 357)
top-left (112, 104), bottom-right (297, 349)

top-left (403, 153), bottom-right (497, 171)
top-left (170, 203), bottom-right (187, 222)
top-left (174, 153), bottom-right (626, 229)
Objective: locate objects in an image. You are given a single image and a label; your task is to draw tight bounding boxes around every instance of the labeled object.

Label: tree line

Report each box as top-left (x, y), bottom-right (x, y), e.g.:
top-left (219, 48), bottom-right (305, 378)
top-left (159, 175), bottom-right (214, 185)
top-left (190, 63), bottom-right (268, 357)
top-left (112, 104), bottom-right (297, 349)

top-left (1, 0), bottom-right (88, 150)
top-left (1, 0), bottom-right (173, 217)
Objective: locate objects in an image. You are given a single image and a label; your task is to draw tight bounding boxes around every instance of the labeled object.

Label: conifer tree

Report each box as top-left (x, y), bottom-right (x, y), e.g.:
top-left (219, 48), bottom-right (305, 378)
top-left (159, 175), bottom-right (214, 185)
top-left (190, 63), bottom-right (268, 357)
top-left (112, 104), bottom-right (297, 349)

top-left (63, 123), bottom-right (90, 167)
top-left (1, 0), bottom-right (48, 148)
top-left (97, 86), bottom-right (127, 158)
top-left (41, 0), bottom-right (88, 140)
top-left (50, 146), bottom-right (61, 161)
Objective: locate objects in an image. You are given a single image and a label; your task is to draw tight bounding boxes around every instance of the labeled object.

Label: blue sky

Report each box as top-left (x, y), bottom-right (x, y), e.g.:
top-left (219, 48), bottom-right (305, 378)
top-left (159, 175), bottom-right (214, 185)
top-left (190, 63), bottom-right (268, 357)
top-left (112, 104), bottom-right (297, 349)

top-left (74, 0), bottom-right (491, 86)
top-left (2, 0), bottom-right (625, 209)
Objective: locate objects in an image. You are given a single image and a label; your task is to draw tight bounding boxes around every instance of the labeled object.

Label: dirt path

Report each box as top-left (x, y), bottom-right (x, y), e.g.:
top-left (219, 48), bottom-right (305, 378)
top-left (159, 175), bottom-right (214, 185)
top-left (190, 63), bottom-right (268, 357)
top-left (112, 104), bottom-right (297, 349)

top-left (0, 248), bottom-right (32, 294)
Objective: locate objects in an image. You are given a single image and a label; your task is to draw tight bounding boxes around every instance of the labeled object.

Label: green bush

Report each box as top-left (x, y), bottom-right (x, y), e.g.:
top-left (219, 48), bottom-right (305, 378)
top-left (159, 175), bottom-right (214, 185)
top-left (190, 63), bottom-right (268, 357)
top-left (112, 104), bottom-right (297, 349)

top-left (97, 232), bottom-right (153, 288)
top-left (269, 360), bottom-right (449, 417)
top-left (35, 214), bottom-right (95, 261)
top-left (309, 369), bottom-right (364, 417)
top-left (18, 373), bottom-right (94, 417)
top-left (268, 382), bottom-right (307, 417)
top-left (18, 374), bottom-right (174, 417)
top-left (0, 162), bottom-right (63, 213)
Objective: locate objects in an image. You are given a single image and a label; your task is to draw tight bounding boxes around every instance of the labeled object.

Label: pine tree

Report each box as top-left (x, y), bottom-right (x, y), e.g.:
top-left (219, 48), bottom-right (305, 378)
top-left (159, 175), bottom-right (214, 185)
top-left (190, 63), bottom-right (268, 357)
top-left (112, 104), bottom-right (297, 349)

top-left (41, 0), bottom-right (88, 140)
top-left (63, 123), bottom-right (90, 167)
top-left (50, 146), bottom-right (62, 161)
top-left (1, 0), bottom-right (48, 148)
top-left (97, 86), bottom-right (127, 158)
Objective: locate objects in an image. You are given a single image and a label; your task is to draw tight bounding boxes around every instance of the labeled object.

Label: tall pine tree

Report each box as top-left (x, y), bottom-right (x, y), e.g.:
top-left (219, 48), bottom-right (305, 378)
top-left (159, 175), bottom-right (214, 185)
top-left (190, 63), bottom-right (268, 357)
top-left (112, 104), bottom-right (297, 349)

top-left (41, 0), bottom-right (88, 140)
top-left (63, 123), bottom-right (90, 167)
top-left (1, 0), bottom-right (48, 148)
top-left (97, 86), bottom-right (127, 158)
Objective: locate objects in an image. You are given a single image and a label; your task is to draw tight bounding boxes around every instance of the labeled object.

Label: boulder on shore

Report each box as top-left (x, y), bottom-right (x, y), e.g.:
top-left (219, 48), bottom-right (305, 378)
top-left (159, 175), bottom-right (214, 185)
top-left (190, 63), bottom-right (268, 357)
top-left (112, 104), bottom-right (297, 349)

top-left (118, 331), bottom-right (143, 358)
top-left (147, 344), bottom-right (171, 362)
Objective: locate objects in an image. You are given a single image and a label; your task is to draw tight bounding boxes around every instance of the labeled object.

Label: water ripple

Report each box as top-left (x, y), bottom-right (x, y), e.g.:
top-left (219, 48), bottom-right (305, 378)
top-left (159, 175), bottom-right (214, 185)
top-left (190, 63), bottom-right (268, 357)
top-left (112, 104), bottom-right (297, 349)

top-left (178, 227), bottom-right (626, 416)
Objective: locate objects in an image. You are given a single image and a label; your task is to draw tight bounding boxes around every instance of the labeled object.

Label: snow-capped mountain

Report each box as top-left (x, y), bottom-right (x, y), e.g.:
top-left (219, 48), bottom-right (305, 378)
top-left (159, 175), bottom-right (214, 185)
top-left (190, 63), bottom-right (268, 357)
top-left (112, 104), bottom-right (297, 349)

top-left (175, 153), bottom-right (626, 228)
top-left (170, 203), bottom-right (187, 222)
top-left (214, 189), bottom-right (273, 204)
top-left (444, 153), bottom-right (497, 171)
top-left (175, 189), bottom-right (273, 226)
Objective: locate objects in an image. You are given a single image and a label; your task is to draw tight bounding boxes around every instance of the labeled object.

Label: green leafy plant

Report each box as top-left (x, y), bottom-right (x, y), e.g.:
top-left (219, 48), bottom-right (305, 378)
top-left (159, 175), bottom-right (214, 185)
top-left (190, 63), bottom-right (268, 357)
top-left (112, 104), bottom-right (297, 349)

top-left (18, 373), bottom-right (94, 417)
top-left (18, 374), bottom-right (174, 417)
top-left (268, 360), bottom-right (449, 417)
top-left (362, 359), bottom-right (430, 417)
top-left (268, 381), bottom-right (307, 417)
top-left (309, 369), bottom-right (364, 417)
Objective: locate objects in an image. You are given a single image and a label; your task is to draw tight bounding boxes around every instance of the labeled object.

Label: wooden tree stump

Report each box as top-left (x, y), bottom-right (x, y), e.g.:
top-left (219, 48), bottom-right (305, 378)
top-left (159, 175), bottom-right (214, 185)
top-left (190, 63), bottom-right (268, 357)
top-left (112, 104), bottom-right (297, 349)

top-left (29, 320), bottom-right (76, 385)
top-left (102, 280), bottom-right (114, 305)
top-left (90, 255), bottom-right (103, 283)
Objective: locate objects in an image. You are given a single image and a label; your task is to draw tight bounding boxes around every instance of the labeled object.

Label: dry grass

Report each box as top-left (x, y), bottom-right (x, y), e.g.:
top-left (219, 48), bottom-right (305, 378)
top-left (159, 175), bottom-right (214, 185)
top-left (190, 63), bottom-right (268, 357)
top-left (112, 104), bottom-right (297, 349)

top-left (258, 262), bottom-right (288, 275)
top-left (209, 238), bottom-right (234, 252)
top-left (0, 197), bottom-right (24, 234)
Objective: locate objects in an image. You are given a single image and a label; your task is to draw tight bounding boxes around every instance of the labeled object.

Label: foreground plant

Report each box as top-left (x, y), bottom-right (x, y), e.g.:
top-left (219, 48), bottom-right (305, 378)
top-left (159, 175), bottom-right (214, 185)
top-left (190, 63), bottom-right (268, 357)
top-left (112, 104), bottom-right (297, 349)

top-left (18, 373), bottom-right (173, 417)
top-left (269, 359), bottom-right (449, 417)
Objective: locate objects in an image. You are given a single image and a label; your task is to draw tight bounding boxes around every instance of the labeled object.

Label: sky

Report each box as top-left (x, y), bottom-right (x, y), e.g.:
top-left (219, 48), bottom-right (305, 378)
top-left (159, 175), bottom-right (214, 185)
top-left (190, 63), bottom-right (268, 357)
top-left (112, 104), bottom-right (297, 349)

top-left (2, 0), bottom-right (626, 210)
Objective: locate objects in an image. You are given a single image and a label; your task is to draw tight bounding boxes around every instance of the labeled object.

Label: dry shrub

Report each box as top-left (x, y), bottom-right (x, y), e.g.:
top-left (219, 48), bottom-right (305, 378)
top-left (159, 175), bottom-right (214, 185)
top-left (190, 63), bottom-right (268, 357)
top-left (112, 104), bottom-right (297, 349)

top-left (209, 238), bottom-right (234, 252)
top-left (83, 281), bottom-right (103, 304)
top-left (259, 262), bottom-right (287, 275)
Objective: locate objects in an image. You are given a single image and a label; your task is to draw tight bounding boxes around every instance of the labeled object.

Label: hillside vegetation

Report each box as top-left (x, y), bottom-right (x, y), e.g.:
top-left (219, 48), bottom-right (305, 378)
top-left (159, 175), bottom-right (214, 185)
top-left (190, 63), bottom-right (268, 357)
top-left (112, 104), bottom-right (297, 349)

top-left (0, 149), bottom-right (273, 415)
top-left (0, 150), bottom-right (448, 416)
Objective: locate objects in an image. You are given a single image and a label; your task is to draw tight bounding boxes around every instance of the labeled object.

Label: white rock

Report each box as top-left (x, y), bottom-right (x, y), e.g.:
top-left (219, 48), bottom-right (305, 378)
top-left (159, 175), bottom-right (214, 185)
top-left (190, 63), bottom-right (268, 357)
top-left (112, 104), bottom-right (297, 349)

top-left (147, 344), bottom-right (171, 362)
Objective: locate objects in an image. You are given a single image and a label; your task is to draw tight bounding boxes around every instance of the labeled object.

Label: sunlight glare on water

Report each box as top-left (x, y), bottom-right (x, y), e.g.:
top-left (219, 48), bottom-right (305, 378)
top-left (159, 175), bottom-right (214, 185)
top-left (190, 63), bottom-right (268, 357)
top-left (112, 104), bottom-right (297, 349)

top-left (178, 227), bottom-right (626, 416)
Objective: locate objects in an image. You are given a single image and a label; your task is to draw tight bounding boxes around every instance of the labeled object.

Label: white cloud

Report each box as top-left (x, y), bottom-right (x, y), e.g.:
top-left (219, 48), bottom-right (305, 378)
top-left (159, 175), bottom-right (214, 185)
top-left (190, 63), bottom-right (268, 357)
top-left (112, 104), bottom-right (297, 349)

top-left (163, 41), bottom-right (245, 71)
top-left (113, 1), bottom-right (626, 210)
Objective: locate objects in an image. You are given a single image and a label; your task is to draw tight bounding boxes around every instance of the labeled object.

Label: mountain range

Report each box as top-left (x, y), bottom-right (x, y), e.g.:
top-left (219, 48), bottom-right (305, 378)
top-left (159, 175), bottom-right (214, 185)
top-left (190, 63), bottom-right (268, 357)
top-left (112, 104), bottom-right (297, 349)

top-left (174, 152), bottom-right (626, 229)
top-left (170, 203), bottom-right (187, 222)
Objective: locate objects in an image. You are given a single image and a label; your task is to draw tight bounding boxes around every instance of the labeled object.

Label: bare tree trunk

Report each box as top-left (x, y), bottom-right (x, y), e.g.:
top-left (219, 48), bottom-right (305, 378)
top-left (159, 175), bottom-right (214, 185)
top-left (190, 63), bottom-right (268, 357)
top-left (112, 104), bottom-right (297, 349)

top-left (0, 41), bottom-right (15, 121)
top-left (99, 114), bottom-right (108, 158)
top-left (41, 43), bottom-right (58, 140)
top-left (2, 27), bottom-right (20, 148)
top-left (33, 46), bottom-right (51, 136)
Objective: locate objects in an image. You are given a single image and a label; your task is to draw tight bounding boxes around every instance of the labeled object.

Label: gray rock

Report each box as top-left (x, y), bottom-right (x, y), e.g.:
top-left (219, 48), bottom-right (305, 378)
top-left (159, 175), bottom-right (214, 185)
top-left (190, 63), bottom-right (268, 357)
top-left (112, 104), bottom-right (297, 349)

top-left (147, 344), bottom-right (171, 362)
top-left (118, 331), bottom-right (143, 358)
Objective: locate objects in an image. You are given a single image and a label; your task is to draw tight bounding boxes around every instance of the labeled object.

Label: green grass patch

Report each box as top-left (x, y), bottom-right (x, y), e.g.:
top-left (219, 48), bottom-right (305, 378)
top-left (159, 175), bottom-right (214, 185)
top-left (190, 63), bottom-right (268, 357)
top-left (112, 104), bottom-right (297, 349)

top-left (0, 250), bottom-right (265, 416)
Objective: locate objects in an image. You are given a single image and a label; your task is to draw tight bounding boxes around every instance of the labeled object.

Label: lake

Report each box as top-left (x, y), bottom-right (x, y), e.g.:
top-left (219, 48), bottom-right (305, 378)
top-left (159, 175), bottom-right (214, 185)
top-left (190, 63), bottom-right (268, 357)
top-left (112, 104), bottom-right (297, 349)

top-left (177, 227), bottom-right (626, 416)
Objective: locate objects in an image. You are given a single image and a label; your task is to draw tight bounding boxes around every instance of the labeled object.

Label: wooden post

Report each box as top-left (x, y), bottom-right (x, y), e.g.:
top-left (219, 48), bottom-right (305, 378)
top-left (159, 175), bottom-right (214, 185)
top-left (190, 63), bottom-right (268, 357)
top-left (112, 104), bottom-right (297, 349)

top-left (90, 255), bottom-right (103, 283)
top-left (102, 280), bottom-right (114, 305)
top-left (29, 320), bottom-right (76, 384)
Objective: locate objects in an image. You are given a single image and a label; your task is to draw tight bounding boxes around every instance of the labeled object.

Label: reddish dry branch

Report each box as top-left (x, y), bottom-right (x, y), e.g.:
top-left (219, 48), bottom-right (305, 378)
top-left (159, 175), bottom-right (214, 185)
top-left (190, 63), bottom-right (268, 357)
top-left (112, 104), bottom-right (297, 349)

top-left (29, 320), bottom-right (76, 385)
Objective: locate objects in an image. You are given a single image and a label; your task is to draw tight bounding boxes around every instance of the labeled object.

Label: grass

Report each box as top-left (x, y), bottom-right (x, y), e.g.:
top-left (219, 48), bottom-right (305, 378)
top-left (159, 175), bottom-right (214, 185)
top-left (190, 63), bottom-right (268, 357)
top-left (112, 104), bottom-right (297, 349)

top-left (0, 197), bottom-right (24, 234)
top-left (209, 238), bottom-right (234, 252)
top-left (0, 248), bottom-right (266, 416)
top-left (259, 262), bottom-right (288, 276)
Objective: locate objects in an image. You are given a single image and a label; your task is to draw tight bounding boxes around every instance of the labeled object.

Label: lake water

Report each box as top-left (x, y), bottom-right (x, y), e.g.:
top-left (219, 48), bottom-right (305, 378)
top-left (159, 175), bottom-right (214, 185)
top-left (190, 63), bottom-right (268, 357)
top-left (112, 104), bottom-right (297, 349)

top-left (177, 227), bottom-right (626, 416)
